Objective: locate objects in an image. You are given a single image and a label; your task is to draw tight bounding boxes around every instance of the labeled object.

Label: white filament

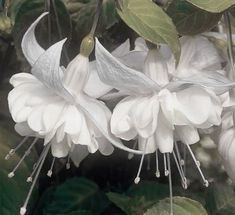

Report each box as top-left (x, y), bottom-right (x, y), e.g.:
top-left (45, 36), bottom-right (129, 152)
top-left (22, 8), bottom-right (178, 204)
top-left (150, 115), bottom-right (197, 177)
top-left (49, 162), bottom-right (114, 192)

top-left (186, 144), bottom-right (209, 187)
top-left (8, 138), bottom-right (38, 178)
top-left (20, 143), bottom-right (51, 215)
top-left (134, 140), bottom-right (147, 184)
top-left (47, 157), bottom-right (56, 177)
top-left (155, 149), bottom-right (160, 178)
top-left (167, 153), bottom-right (173, 215)
top-left (5, 137), bottom-right (29, 160)
top-left (164, 153), bottom-right (169, 176)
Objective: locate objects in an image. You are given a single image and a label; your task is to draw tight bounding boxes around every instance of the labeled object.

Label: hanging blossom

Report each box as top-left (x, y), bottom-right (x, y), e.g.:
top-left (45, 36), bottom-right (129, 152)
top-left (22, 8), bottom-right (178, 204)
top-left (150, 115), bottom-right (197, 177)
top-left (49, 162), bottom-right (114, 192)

top-left (205, 31), bottom-right (235, 183)
top-left (6, 13), bottom-right (144, 215)
top-left (95, 35), bottom-right (235, 200)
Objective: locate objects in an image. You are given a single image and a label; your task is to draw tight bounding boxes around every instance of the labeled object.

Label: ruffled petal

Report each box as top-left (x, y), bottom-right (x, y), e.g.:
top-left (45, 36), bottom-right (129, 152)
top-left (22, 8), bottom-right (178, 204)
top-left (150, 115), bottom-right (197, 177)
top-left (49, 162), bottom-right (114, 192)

top-left (15, 122), bottom-right (35, 137)
top-left (174, 87), bottom-right (212, 125)
top-left (175, 125), bottom-right (200, 145)
top-left (155, 112), bottom-right (174, 153)
top-left (138, 136), bottom-right (157, 154)
top-left (131, 95), bottom-right (159, 138)
top-left (10, 73), bottom-right (38, 87)
top-left (75, 93), bottom-right (143, 154)
top-left (111, 96), bottom-right (137, 140)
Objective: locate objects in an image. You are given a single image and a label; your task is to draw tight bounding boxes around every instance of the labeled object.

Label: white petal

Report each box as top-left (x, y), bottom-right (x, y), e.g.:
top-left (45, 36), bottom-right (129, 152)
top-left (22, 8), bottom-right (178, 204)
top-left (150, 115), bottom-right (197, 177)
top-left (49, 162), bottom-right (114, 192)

top-left (174, 87), bottom-right (212, 125)
top-left (134, 37), bottom-right (148, 51)
top-left (51, 137), bottom-right (70, 158)
top-left (111, 39), bottom-right (130, 57)
top-left (95, 38), bottom-right (159, 95)
top-left (69, 145), bottom-right (89, 167)
top-left (178, 36), bottom-right (222, 73)
top-left (111, 96), bottom-right (137, 140)
top-left (42, 101), bottom-right (65, 132)
top-left (64, 106), bottom-right (83, 134)
top-left (63, 54), bottom-right (89, 95)
top-left (84, 61), bottom-right (113, 98)
top-left (14, 107), bottom-right (32, 123)
top-left (131, 95), bottom-right (159, 138)
top-left (21, 13), bottom-right (47, 66)
top-left (32, 38), bottom-right (74, 102)
top-left (75, 93), bottom-right (143, 154)
top-left (175, 125), bottom-right (200, 145)
top-left (96, 136), bottom-right (114, 155)
top-left (10, 73), bottom-right (38, 87)
top-left (143, 49), bottom-right (169, 86)
top-left (15, 122), bottom-right (35, 136)
top-left (27, 105), bottom-right (45, 132)
top-left (155, 113), bottom-right (174, 153)
top-left (138, 136), bottom-right (157, 154)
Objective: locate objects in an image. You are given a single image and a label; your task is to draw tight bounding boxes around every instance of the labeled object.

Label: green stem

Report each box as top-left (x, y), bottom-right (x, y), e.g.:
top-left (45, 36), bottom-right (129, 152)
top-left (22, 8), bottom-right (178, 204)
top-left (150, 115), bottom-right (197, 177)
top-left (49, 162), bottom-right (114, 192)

top-left (89, 0), bottom-right (103, 36)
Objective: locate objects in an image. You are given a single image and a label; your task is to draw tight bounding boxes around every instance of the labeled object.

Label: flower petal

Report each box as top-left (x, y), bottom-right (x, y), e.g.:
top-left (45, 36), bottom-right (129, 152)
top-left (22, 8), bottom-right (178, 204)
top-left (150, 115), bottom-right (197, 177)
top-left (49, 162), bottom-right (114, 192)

top-left (95, 38), bottom-right (159, 95)
top-left (75, 93), bottom-right (143, 154)
top-left (111, 96), bottom-right (138, 140)
top-left (10, 73), bottom-right (38, 87)
top-left (32, 38), bottom-right (74, 102)
top-left (84, 61), bottom-right (113, 98)
top-left (175, 125), bottom-right (200, 145)
top-left (69, 144), bottom-right (89, 167)
top-left (21, 13), bottom-right (47, 66)
top-left (51, 137), bottom-right (70, 158)
top-left (155, 113), bottom-right (174, 153)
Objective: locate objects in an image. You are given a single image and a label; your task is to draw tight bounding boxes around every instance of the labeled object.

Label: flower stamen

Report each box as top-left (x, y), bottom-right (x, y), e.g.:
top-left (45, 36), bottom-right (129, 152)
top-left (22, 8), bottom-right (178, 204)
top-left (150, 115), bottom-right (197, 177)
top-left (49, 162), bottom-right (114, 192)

top-left (134, 140), bottom-right (147, 184)
top-left (8, 138), bottom-right (38, 178)
top-left (186, 144), bottom-right (209, 187)
top-left (5, 137), bottom-right (29, 160)
top-left (155, 149), bottom-right (160, 178)
top-left (167, 153), bottom-right (174, 215)
top-left (47, 157), bottom-right (56, 177)
top-left (164, 153), bottom-right (169, 176)
top-left (20, 142), bottom-right (51, 215)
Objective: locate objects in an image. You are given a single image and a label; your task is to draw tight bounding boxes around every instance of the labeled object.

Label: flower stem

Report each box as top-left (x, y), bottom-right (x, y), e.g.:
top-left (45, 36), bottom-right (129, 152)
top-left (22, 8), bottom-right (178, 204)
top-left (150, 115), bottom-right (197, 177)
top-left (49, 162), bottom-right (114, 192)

top-left (89, 0), bottom-right (103, 36)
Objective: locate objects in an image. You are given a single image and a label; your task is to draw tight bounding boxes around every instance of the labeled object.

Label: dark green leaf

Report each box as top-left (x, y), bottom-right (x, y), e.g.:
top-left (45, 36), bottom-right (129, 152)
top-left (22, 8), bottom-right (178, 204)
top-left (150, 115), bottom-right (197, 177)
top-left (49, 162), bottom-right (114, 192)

top-left (167, 0), bottom-right (222, 35)
top-left (206, 183), bottom-right (235, 215)
top-left (34, 177), bottom-right (110, 215)
top-left (186, 0), bottom-right (235, 13)
top-left (144, 196), bottom-right (208, 215)
top-left (107, 181), bottom-right (170, 215)
top-left (0, 124), bottom-right (38, 215)
top-left (117, 0), bottom-right (180, 62)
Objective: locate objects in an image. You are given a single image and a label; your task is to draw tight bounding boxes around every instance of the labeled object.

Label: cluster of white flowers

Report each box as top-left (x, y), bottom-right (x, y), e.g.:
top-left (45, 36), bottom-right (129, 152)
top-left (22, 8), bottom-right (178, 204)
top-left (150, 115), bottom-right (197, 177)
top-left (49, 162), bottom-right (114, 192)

top-left (5, 13), bottom-right (235, 215)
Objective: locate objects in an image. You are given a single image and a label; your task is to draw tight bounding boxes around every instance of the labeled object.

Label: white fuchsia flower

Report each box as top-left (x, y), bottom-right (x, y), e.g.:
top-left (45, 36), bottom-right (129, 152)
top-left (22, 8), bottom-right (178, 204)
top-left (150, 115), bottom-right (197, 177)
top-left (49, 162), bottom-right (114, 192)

top-left (94, 35), bottom-right (235, 196)
top-left (6, 13), bottom-right (144, 215)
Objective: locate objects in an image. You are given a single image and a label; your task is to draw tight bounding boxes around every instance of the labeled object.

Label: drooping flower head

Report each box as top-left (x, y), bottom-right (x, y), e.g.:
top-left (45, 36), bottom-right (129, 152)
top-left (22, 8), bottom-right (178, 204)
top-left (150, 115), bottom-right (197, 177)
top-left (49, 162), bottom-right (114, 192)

top-left (95, 35), bottom-right (235, 213)
top-left (6, 13), bottom-right (143, 215)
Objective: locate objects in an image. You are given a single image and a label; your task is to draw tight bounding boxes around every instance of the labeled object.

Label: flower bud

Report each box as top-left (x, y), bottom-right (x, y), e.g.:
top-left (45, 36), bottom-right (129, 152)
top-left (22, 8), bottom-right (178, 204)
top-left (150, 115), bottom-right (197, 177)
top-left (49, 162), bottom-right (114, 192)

top-left (80, 35), bottom-right (94, 57)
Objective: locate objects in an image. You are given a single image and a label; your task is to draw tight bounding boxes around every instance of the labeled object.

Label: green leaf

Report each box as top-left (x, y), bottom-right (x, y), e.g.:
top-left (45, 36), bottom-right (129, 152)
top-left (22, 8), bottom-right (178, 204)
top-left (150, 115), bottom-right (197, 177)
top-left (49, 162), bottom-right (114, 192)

top-left (167, 0), bottom-right (222, 35)
top-left (206, 183), bottom-right (235, 215)
top-left (0, 123), bottom-right (38, 215)
top-left (144, 196), bottom-right (208, 215)
top-left (117, 0), bottom-right (180, 62)
top-left (107, 181), bottom-right (170, 215)
top-left (34, 177), bottom-right (110, 215)
top-left (186, 0), bottom-right (235, 13)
